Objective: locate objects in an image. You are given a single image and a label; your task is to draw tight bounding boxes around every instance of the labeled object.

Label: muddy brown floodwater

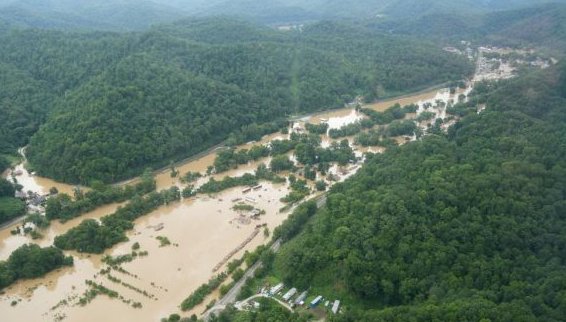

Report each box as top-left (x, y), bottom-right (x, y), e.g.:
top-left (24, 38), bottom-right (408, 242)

top-left (0, 84), bottom-right (473, 322)
top-left (1, 183), bottom-right (290, 322)
top-left (0, 202), bottom-right (125, 260)
top-left (7, 163), bottom-right (78, 196)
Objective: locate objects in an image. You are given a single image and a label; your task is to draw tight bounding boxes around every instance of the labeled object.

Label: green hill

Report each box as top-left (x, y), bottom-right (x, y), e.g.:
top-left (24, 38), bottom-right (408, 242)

top-left (227, 63), bottom-right (566, 321)
top-left (0, 0), bottom-right (184, 31)
top-left (194, 0), bottom-right (566, 23)
top-left (16, 19), bottom-right (471, 184)
top-left (372, 3), bottom-right (566, 52)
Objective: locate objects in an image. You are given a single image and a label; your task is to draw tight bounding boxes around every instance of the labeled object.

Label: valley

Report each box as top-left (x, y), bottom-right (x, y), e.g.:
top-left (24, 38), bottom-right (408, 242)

top-left (1, 46), bottom-right (540, 320)
top-left (0, 2), bottom-right (565, 322)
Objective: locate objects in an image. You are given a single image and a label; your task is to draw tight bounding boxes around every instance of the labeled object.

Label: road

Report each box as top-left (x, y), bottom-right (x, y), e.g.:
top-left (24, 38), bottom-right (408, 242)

top-left (203, 194), bottom-right (328, 320)
top-left (235, 294), bottom-right (293, 312)
top-left (203, 239), bottom-right (282, 320)
top-left (0, 215), bottom-right (26, 231)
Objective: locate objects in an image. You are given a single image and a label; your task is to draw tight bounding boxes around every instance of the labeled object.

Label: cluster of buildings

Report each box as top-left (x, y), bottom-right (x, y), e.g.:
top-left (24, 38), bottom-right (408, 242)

top-left (15, 190), bottom-right (48, 213)
top-left (264, 282), bottom-right (341, 314)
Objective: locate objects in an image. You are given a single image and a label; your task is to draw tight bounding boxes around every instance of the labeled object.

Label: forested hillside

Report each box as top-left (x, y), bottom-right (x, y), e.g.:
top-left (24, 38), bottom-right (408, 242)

top-left (0, 29), bottom-right (132, 155)
top-left (372, 3), bottom-right (566, 52)
top-left (0, 0), bottom-right (184, 31)
top-left (0, 178), bottom-right (25, 225)
top-left (190, 0), bottom-right (566, 24)
top-left (0, 19), bottom-right (472, 184)
top-left (222, 64), bottom-right (566, 321)
top-left (3, 0), bottom-right (565, 31)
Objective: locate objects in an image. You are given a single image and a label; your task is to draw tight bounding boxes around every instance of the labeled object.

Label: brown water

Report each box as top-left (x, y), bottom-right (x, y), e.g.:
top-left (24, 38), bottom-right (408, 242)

top-left (0, 203), bottom-right (124, 261)
top-left (364, 89), bottom-right (439, 112)
top-left (308, 108), bottom-right (365, 129)
top-left (7, 163), bottom-right (77, 196)
top-left (151, 132), bottom-right (289, 191)
top-left (0, 84), bottom-right (470, 321)
top-left (1, 183), bottom-right (289, 322)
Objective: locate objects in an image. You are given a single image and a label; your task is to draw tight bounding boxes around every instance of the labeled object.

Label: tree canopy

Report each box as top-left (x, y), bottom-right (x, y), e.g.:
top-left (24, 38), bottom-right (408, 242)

top-left (0, 244), bottom-right (73, 290)
top-left (0, 18), bottom-right (472, 184)
top-left (240, 63), bottom-right (566, 321)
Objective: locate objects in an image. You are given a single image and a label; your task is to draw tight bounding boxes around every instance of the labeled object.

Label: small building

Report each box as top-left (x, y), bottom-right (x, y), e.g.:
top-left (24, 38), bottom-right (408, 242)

top-left (245, 197), bottom-right (256, 204)
top-left (310, 295), bottom-right (323, 308)
top-left (332, 300), bottom-right (340, 314)
top-left (252, 184), bottom-right (262, 190)
top-left (295, 291), bottom-right (308, 305)
top-left (282, 287), bottom-right (297, 301)
top-left (269, 283), bottom-right (284, 295)
top-left (242, 187), bottom-right (252, 193)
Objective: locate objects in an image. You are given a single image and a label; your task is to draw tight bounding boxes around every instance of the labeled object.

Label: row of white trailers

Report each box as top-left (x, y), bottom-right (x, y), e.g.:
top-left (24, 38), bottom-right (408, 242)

top-left (269, 283), bottom-right (340, 314)
top-left (310, 295), bottom-right (340, 314)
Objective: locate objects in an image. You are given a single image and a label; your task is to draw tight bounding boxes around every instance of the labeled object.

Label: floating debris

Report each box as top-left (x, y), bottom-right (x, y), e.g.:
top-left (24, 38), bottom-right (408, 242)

top-left (212, 228), bottom-right (260, 272)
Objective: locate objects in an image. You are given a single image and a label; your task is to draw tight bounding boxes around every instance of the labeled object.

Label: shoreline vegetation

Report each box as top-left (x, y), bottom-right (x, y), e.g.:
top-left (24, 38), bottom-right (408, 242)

top-left (0, 77), bottom-right (466, 292)
top-left (0, 2), bottom-right (565, 321)
top-left (16, 19), bottom-right (472, 185)
top-left (211, 62), bottom-right (566, 321)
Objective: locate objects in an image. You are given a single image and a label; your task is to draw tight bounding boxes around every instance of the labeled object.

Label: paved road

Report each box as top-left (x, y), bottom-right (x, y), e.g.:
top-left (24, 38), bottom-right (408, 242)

top-left (203, 239), bottom-right (282, 320)
top-left (203, 195), bottom-right (328, 320)
top-left (0, 215), bottom-right (26, 231)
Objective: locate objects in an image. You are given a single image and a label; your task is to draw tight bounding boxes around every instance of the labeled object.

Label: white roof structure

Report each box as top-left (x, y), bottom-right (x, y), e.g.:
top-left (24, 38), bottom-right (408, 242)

top-left (282, 288), bottom-right (297, 301)
top-left (269, 283), bottom-right (284, 295)
top-left (332, 300), bottom-right (340, 314)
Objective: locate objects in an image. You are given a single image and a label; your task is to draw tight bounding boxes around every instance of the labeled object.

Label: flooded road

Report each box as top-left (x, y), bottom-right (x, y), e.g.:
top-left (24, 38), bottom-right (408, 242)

top-left (7, 162), bottom-right (77, 197)
top-left (1, 82), bottom-right (477, 322)
top-left (364, 89), bottom-right (439, 112)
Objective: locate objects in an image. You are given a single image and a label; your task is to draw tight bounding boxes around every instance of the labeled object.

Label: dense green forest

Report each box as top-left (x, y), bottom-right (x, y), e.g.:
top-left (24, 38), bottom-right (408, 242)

top-left (0, 244), bottom-right (73, 289)
top-left (0, 0), bottom-right (185, 31)
top-left (220, 63), bottom-right (566, 321)
top-left (0, 156), bottom-right (10, 172)
top-left (370, 3), bottom-right (566, 53)
top-left (0, 18), bottom-right (474, 184)
top-left (4, 0), bottom-right (564, 30)
top-left (0, 178), bottom-right (25, 225)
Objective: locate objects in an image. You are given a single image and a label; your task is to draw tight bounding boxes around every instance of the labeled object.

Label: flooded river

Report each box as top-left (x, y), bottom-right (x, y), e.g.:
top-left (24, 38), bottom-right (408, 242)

top-left (2, 183), bottom-right (289, 321)
top-left (0, 84), bottom-right (473, 321)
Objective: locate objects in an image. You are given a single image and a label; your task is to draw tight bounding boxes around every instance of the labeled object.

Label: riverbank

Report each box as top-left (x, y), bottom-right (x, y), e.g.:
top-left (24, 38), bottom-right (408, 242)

top-left (0, 80), bottom-right (471, 322)
top-left (5, 81), bottom-right (457, 193)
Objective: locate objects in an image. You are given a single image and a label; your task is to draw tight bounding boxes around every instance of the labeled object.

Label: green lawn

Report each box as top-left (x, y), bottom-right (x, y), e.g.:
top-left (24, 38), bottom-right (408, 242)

top-left (0, 197), bottom-right (26, 225)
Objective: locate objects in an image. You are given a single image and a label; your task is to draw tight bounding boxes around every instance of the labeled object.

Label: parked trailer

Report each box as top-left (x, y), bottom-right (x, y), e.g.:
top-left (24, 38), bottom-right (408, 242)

top-left (332, 300), bottom-right (340, 314)
top-left (269, 283), bottom-right (284, 295)
top-left (295, 291), bottom-right (308, 305)
top-left (310, 295), bottom-right (323, 308)
top-left (282, 288), bottom-right (297, 301)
